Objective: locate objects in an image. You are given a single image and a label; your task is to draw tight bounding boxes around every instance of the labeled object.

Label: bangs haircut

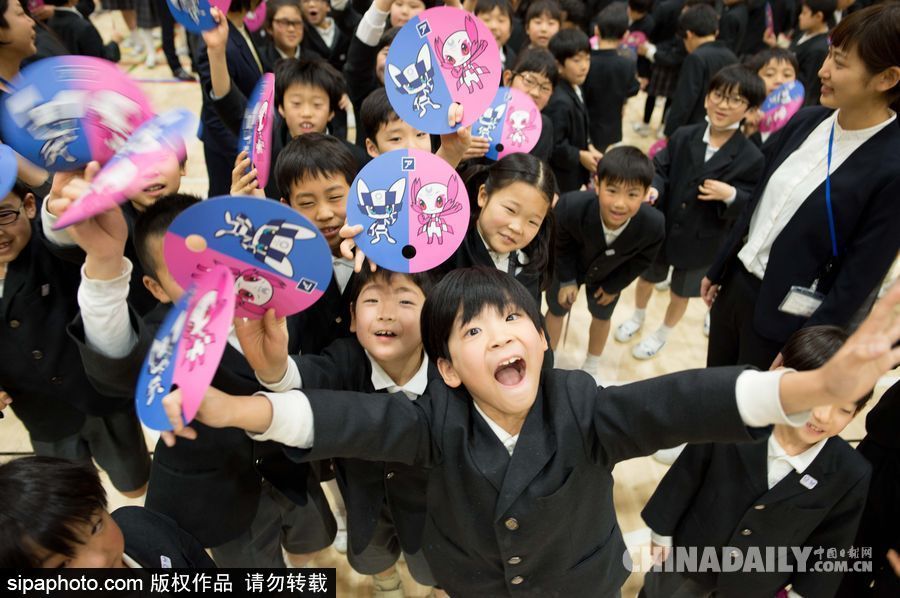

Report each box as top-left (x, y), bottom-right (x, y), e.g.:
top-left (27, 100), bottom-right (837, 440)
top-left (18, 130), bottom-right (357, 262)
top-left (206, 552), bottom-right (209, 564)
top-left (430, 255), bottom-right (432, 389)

top-left (548, 27), bottom-right (590, 63)
top-left (274, 57), bottom-right (347, 112)
top-left (525, 0), bottom-right (562, 25)
top-left (510, 47), bottom-right (559, 86)
top-left (743, 47), bottom-right (800, 78)
top-left (360, 88), bottom-right (400, 142)
top-left (0, 457), bottom-right (107, 568)
top-left (708, 64), bottom-right (767, 108)
top-left (349, 266), bottom-right (443, 306)
top-left (133, 193), bottom-right (201, 280)
top-left (265, 0), bottom-right (302, 30)
top-left (475, 0), bottom-right (514, 19)
top-left (829, 3), bottom-right (900, 109)
top-left (422, 266), bottom-right (543, 363)
top-left (274, 133), bottom-right (358, 200)
top-left (781, 325), bottom-right (873, 412)
top-left (595, 145), bottom-right (654, 189)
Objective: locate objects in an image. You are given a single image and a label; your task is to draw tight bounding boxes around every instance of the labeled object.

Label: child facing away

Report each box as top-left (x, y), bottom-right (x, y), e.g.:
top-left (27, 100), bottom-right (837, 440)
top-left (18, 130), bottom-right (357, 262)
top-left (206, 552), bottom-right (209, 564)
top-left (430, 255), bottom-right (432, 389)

top-left (237, 266), bottom-right (443, 596)
top-left (584, 3), bottom-right (641, 152)
top-left (544, 146), bottom-right (665, 376)
top-left (161, 266), bottom-right (900, 597)
top-left (664, 3), bottom-right (739, 137)
top-left (617, 65), bottom-right (766, 360)
top-left (717, 0), bottom-right (749, 55)
top-left (0, 178), bottom-right (150, 502)
top-left (0, 457), bottom-right (214, 569)
top-left (641, 325), bottom-right (873, 598)
top-left (544, 27), bottom-right (601, 193)
top-left (791, 0), bottom-right (835, 107)
top-left (44, 0), bottom-right (120, 62)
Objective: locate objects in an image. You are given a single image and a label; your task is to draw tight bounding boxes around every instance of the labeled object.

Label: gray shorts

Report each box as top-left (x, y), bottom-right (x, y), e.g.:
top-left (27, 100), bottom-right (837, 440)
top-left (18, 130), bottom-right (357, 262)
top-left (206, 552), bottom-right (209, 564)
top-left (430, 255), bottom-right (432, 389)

top-left (31, 409), bottom-right (151, 493)
top-left (641, 258), bottom-right (707, 298)
top-left (209, 480), bottom-right (337, 568)
top-left (347, 502), bottom-right (436, 586)
top-left (545, 279), bottom-right (620, 320)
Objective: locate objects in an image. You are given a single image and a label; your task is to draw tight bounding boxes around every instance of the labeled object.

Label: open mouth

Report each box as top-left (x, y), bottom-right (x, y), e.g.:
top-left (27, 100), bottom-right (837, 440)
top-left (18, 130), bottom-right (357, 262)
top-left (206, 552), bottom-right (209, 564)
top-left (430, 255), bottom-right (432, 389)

top-left (319, 225), bottom-right (340, 238)
top-left (374, 330), bottom-right (398, 338)
top-left (0, 240), bottom-right (11, 251)
top-left (806, 422), bottom-right (825, 435)
top-left (143, 183), bottom-right (166, 194)
top-left (297, 122), bottom-right (316, 133)
top-left (494, 357), bottom-right (526, 386)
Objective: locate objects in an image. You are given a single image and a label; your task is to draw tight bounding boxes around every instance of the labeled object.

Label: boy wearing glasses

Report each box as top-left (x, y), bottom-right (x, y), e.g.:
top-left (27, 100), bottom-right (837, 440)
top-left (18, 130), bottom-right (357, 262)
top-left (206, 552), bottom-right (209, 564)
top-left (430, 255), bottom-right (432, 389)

top-left (617, 65), bottom-right (766, 360)
top-left (663, 4), bottom-right (738, 137)
top-left (501, 48), bottom-right (559, 161)
top-left (0, 172), bottom-right (150, 501)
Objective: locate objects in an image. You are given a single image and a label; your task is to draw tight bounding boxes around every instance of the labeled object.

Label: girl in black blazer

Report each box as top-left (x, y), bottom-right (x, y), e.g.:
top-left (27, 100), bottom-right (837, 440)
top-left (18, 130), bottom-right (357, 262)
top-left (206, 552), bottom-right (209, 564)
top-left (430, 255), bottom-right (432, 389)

top-left (641, 325), bottom-right (873, 598)
top-left (703, 3), bottom-right (900, 370)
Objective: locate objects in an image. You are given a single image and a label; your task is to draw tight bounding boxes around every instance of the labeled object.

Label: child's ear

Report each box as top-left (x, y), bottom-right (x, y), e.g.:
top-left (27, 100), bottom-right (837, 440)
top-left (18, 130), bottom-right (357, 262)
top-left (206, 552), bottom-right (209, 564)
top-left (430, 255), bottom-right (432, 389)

top-left (365, 138), bottom-right (380, 159)
top-left (349, 304), bottom-right (357, 333)
top-left (477, 184), bottom-right (488, 208)
top-left (502, 70), bottom-right (512, 86)
top-left (143, 275), bottom-right (172, 304)
top-left (436, 357), bottom-right (462, 388)
top-left (23, 193), bottom-right (37, 219)
top-left (277, 104), bottom-right (285, 118)
top-left (327, 110), bottom-right (335, 124)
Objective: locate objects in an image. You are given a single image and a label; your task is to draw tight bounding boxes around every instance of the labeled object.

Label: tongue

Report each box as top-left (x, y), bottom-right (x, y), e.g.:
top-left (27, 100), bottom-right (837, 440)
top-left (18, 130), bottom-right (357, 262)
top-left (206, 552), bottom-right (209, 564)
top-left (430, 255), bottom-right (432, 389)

top-left (495, 364), bottom-right (523, 386)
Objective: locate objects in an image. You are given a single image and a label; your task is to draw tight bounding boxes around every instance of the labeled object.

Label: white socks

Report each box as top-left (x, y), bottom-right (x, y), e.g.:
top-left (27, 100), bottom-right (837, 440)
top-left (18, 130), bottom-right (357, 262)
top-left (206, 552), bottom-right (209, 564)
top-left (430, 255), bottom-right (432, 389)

top-left (654, 325), bottom-right (673, 342)
top-left (632, 308), bottom-right (646, 323)
top-left (582, 353), bottom-right (602, 372)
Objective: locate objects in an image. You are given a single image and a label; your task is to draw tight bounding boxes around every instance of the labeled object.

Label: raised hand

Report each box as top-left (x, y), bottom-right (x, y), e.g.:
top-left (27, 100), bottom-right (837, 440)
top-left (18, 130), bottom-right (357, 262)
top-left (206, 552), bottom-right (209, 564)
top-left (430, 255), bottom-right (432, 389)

top-left (233, 309), bottom-right (290, 384)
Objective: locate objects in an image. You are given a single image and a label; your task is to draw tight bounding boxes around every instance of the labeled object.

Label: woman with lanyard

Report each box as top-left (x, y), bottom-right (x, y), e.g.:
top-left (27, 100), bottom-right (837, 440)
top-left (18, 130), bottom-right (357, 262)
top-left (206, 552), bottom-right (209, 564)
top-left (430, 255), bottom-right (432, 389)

top-left (0, 0), bottom-right (51, 196)
top-left (196, 0), bottom-right (265, 197)
top-left (702, 2), bottom-right (900, 370)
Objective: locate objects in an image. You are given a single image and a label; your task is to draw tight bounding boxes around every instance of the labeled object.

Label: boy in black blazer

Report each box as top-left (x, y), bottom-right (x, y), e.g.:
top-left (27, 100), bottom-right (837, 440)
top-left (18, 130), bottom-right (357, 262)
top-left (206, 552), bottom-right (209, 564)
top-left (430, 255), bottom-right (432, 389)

top-left (641, 325), bottom-right (872, 598)
top-left (718, 0), bottom-right (749, 54)
top-left (45, 0), bottom-right (120, 62)
top-left (619, 65), bottom-right (766, 360)
top-left (544, 147), bottom-right (665, 376)
top-left (585, 4), bottom-right (641, 151)
top-left (163, 266), bottom-right (900, 597)
top-left (544, 28), bottom-right (602, 193)
top-left (791, 0), bottom-right (835, 106)
top-left (664, 4), bottom-right (739, 137)
top-left (628, 0), bottom-right (656, 83)
top-left (0, 457), bottom-right (214, 569)
top-left (299, 0), bottom-right (357, 72)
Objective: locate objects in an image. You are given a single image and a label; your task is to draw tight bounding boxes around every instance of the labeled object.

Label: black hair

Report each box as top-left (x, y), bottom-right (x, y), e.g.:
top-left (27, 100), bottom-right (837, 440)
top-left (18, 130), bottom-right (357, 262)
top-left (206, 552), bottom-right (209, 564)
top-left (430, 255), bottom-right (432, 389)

top-left (525, 0), bottom-right (562, 25)
top-left (781, 325), bottom-right (873, 411)
top-left (274, 57), bottom-right (346, 112)
top-left (422, 266), bottom-right (544, 363)
top-left (678, 4), bottom-right (719, 38)
top-left (10, 179), bottom-right (33, 202)
top-left (43, 0), bottom-right (68, 6)
top-left (360, 88), bottom-right (400, 144)
top-left (133, 193), bottom-right (201, 280)
top-left (628, 0), bottom-right (654, 15)
top-left (376, 26), bottom-right (400, 54)
top-left (274, 132), bottom-right (358, 200)
top-left (708, 64), bottom-right (767, 108)
top-left (801, 0), bottom-right (837, 29)
top-left (475, 0), bottom-right (514, 19)
top-left (265, 0), bottom-right (302, 31)
top-left (229, 0), bottom-right (257, 13)
top-left (0, 457), bottom-right (107, 568)
top-left (559, 0), bottom-right (587, 29)
top-left (830, 3), bottom-right (900, 110)
top-left (509, 47), bottom-right (559, 86)
top-left (0, 0), bottom-right (10, 29)
top-left (348, 266), bottom-right (442, 307)
top-left (743, 47), bottom-right (801, 78)
top-left (595, 145), bottom-right (654, 188)
top-left (461, 153), bottom-right (557, 289)
top-left (593, 2), bottom-right (629, 40)
top-left (548, 27), bottom-right (590, 63)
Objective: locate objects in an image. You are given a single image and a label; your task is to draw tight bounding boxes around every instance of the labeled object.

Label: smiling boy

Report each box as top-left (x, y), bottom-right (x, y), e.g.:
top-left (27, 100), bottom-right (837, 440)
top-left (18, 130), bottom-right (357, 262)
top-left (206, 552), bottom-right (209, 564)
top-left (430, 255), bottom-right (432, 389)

top-left (162, 266), bottom-right (900, 597)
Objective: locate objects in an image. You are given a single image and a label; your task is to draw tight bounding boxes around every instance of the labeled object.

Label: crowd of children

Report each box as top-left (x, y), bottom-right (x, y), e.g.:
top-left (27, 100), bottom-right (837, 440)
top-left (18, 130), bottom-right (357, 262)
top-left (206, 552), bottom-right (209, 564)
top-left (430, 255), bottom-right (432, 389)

top-left (1, 0), bottom-right (900, 597)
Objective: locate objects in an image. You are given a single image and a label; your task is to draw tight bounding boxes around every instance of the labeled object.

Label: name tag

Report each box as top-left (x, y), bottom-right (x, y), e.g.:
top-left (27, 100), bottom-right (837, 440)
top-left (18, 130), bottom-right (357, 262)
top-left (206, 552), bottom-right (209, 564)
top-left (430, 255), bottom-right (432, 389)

top-left (800, 474), bottom-right (818, 490)
top-left (41, 284), bottom-right (50, 297)
top-left (779, 286), bottom-right (824, 318)
top-left (605, 249), bottom-right (616, 256)
top-left (160, 555), bottom-right (172, 568)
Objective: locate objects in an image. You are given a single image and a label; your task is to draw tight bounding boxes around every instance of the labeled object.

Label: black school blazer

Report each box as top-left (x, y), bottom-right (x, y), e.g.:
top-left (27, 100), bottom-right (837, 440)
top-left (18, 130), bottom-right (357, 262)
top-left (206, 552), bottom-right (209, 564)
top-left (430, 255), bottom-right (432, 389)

top-left (707, 107), bottom-right (900, 343)
top-left (653, 123), bottom-right (765, 269)
top-left (544, 80), bottom-right (592, 193)
top-left (555, 191), bottom-right (665, 292)
top-left (287, 366), bottom-right (761, 596)
top-left (113, 506), bottom-right (216, 569)
top-left (643, 435), bottom-right (870, 597)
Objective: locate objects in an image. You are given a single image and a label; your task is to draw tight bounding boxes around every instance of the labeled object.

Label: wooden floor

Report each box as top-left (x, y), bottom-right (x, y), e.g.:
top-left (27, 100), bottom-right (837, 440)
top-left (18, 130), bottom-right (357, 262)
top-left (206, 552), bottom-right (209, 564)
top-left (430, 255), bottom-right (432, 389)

top-left (2, 10), bottom-right (898, 597)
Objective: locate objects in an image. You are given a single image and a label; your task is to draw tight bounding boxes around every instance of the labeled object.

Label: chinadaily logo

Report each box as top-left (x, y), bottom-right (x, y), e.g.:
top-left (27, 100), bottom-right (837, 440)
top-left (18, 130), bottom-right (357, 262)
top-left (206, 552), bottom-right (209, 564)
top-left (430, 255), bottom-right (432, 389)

top-left (623, 545), bottom-right (874, 574)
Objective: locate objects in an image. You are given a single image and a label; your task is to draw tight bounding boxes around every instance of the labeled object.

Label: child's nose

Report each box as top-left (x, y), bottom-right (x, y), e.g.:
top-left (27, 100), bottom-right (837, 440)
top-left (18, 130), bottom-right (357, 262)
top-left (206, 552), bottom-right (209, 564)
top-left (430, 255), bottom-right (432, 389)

top-left (316, 206), bottom-right (334, 221)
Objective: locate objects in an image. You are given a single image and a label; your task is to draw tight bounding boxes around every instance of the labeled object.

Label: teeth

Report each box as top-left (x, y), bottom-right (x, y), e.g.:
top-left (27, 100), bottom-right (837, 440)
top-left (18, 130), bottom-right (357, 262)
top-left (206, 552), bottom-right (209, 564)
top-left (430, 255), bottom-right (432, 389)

top-left (498, 357), bottom-right (521, 367)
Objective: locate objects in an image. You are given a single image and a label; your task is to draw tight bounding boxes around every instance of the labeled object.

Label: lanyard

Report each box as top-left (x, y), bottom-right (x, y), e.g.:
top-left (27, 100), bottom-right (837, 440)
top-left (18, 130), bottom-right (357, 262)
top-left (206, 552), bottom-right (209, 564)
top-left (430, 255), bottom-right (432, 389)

top-left (825, 123), bottom-right (839, 258)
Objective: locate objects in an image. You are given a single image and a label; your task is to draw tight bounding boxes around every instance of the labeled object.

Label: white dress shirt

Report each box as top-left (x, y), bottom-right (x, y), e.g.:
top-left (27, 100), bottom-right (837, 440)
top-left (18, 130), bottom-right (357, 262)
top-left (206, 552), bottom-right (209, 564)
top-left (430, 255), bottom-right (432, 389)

top-left (473, 401), bottom-right (519, 456)
top-left (316, 18), bottom-right (337, 49)
top-left (701, 122), bottom-right (739, 205)
top-left (355, 2), bottom-right (390, 46)
top-left (477, 229), bottom-right (529, 275)
top-left (602, 218), bottom-right (630, 246)
top-left (333, 255), bottom-right (354, 294)
top-left (738, 110), bottom-right (897, 279)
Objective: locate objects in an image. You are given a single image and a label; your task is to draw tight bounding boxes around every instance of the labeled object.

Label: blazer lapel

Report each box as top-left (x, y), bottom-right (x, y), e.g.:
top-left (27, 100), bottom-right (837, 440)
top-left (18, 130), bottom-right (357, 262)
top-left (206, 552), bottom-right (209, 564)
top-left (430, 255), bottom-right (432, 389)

top-left (701, 130), bottom-right (742, 177)
top-left (494, 388), bottom-right (557, 520)
top-left (228, 21), bottom-right (261, 76)
top-left (736, 438), bottom-right (770, 498)
top-left (761, 440), bottom-right (839, 506)
top-left (468, 408), bottom-right (511, 494)
top-left (0, 234), bottom-right (34, 320)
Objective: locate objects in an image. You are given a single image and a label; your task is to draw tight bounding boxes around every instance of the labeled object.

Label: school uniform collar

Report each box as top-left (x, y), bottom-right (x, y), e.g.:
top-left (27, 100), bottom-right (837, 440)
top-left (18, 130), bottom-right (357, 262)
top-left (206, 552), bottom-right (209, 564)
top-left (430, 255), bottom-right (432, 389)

top-left (701, 117), bottom-right (741, 146)
top-left (367, 351), bottom-right (430, 399)
top-left (768, 432), bottom-right (828, 476)
top-left (832, 109), bottom-right (897, 142)
top-left (332, 255), bottom-right (354, 294)
top-left (276, 45), bottom-right (301, 60)
top-left (476, 228), bottom-right (530, 270)
top-left (472, 400), bottom-right (519, 456)
top-left (55, 6), bottom-right (83, 17)
top-left (601, 216), bottom-right (630, 242)
top-left (122, 553), bottom-right (143, 569)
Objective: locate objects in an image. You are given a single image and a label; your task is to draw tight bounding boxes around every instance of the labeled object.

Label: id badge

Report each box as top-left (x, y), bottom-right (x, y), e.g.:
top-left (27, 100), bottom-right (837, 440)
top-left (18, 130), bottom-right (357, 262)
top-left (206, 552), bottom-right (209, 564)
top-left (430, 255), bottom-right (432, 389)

top-left (779, 285), bottom-right (825, 317)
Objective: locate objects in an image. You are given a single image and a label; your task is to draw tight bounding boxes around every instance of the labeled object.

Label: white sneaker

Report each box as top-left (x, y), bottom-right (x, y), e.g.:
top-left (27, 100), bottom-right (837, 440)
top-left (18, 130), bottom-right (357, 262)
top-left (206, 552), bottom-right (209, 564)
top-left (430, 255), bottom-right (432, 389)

top-left (144, 50), bottom-right (157, 69)
top-left (332, 529), bottom-right (347, 554)
top-left (632, 335), bottom-right (666, 360)
top-left (652, 444), bottom-right (686, 465)
top-left (703, 312), bottom-right (710, 337)
top-left (614, 317), bottom-right (643, 342)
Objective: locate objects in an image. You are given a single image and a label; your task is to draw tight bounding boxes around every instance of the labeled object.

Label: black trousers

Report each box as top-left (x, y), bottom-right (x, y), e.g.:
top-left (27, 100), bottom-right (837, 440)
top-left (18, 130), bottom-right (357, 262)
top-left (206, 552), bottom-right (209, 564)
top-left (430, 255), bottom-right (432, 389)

top-left (707, 264), bottom-right (784, 369)
top-left (204, 143), bottom-right (237, 198)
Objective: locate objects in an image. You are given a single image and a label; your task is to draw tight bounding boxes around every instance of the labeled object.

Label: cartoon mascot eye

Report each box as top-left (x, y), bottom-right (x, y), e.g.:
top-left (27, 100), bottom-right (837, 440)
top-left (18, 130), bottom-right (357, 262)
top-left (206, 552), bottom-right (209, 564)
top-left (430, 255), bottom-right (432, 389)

top-left (436, 196), bottom-right (443, 207)
top-left (461, 42), bottom-right (469, 55)
top-left (418, 199), bottom-right (426, 209)
top-left (445, 55), bottom-right (455, 65)
top-left (244, 274), bottom-right (260, 282)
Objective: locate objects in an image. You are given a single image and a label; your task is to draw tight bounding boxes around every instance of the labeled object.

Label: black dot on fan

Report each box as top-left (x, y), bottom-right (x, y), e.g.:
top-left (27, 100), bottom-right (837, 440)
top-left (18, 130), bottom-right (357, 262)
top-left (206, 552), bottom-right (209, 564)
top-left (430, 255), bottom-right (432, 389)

top-left (495, 143), bottom-right (505, 152)
top-left (402, 245), bottom-right (417, 259)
